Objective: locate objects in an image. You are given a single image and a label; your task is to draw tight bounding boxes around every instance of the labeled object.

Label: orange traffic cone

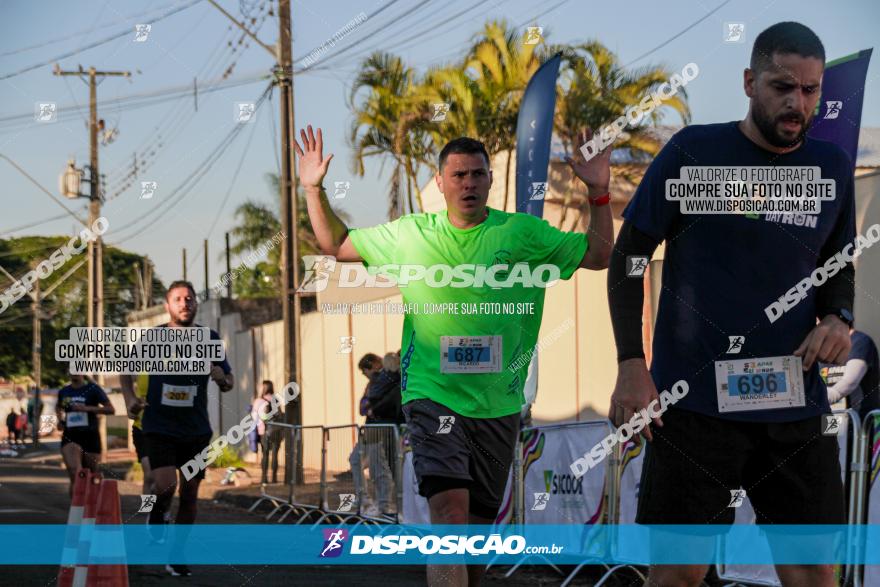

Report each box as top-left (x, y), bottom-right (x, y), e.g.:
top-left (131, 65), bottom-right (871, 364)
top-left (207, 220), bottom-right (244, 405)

top-left (86, 480), bottom-right (128, 587)
top-left (57, 470), bottom-right (90, 587)
top-left (72, 472), bottom-right (102, 587)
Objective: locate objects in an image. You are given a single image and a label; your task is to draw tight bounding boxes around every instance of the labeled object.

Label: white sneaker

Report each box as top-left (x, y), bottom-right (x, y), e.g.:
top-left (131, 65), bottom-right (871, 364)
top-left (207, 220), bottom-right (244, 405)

top-left (361, 503), bottom-right (380, 517)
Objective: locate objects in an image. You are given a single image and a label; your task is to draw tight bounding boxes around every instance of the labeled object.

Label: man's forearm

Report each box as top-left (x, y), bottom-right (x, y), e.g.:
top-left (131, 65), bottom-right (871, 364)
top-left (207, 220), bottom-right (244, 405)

top-left (120, 374), bottom-right (135, 404)
top-left (304, 185), bottom-right (351, 255)
top-left (584, 196), bottom-right (614, 268)
top-left (608, 222), bottom-right (661, 361)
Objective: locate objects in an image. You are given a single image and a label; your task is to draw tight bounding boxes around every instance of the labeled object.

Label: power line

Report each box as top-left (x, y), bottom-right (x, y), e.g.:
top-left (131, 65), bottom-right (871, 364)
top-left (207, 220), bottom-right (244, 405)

top-left (623, 0), bottom-right (732, 67)
top-left (0, 211), bottom-right (85, 238)
top-left (103, 2), bottom-right (272, 198)
top-left (107, 84), bottom-right (273, 245)
top-left (0, 0), bottom-right (204, 81)
top-left (0, 0), bottom-right (191, 57)
top-left (297, 0), bottom-right (426, 73)
top-left (0, 71), bottom-right (267, 132)
top-left (205, 97), bottom-right (262, 238)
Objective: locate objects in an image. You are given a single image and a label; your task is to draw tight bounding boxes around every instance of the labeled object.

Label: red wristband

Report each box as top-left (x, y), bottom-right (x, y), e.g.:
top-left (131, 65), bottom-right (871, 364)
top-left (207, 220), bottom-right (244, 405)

top-left (588, 192), bottom-right (610, 206)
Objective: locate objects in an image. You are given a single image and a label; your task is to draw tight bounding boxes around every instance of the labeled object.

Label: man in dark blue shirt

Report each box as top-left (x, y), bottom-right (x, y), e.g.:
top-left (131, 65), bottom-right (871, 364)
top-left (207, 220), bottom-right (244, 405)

top-left (607, 22), bottom-right (854, 586)
top-left (121, 280), bottom-right (234, 578)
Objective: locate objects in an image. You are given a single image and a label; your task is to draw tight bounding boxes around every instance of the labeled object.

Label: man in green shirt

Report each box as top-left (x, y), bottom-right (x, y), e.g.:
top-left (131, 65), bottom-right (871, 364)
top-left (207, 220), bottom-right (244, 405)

top-left (297, 125), bottom-right (612, 585)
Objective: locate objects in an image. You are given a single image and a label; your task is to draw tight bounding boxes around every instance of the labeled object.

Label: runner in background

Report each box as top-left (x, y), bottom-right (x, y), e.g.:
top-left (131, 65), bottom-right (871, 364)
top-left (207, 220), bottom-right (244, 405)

top-left (120, 280), bottom-right (234, 578)
top-left (297, 123), bottom-right (612, 586)
top-left (56, 374), bottom-right (114, 496)
top-left (130, 372), bottom-right (154, 496)
top-left (822, 328), bottom-right (880, 419)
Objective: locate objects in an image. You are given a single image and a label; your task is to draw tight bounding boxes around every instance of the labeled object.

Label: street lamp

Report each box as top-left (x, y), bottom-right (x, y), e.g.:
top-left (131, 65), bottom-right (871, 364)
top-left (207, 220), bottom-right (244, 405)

top-left (59, 159), bottom-right (84, 199)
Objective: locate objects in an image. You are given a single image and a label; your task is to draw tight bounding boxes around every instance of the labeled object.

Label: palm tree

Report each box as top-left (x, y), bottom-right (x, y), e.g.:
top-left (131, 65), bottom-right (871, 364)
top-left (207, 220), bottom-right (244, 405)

top-left (226, 172), bottom-right (348, 298)
top-left (419, 20), bottom-right (545, 210)
top-left (554, 41), bottom-right (691, 226)
top-left (349, 52), bottom-right (431, 218)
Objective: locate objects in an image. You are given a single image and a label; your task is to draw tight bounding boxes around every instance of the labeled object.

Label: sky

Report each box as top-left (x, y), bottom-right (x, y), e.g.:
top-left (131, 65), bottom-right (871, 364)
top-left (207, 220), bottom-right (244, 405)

top-left (1, 0), bottom-right (878, 292)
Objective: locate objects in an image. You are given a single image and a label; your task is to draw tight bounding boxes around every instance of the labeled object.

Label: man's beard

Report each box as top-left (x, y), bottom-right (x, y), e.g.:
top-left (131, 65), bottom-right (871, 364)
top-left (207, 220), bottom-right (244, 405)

top-left (171, 311), bottom-right (195, 326)
top-left (751, 99), bottom-right (811, 148)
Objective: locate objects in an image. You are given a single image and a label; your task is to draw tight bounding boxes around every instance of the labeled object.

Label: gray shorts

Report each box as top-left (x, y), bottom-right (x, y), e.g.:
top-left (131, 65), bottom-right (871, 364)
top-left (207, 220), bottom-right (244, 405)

top-left (403, 398), bottom-right (520, 519)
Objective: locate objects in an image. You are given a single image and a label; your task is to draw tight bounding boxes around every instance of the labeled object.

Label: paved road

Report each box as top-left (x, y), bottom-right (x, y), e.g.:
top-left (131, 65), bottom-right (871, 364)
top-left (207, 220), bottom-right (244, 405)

top-left (0, 445), bottom-right (603, 586)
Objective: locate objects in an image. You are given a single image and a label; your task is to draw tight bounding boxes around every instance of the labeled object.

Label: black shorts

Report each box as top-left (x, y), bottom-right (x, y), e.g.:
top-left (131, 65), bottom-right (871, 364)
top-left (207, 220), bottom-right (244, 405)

top-left (636, 408), bottom-right (846, 525)
top-left (61, 428), bottom-right (101, 454)
top-left (132, 426), bottom-right (148, 462)
top-left (144, 432), bottom-right (212, 480)
top-left (403, 398), bottom-right (520, 519)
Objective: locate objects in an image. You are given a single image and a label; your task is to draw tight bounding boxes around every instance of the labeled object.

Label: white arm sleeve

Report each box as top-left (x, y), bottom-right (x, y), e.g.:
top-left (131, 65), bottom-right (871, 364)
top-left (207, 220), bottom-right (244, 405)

top-left (827, 359), bottom-right (869, 405)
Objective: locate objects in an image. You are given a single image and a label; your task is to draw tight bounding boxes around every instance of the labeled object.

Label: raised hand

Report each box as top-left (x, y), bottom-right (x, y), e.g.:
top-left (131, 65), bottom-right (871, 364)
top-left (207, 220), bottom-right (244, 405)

top-left (565, 128), bottom-right (611, 195)
top-left (293, 125), bottom-right (334, 189)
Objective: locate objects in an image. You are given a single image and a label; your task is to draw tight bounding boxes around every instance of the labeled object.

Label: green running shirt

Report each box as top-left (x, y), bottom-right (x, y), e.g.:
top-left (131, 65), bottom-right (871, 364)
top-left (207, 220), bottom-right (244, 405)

top-left (349, 207), bottom-right (587, 418)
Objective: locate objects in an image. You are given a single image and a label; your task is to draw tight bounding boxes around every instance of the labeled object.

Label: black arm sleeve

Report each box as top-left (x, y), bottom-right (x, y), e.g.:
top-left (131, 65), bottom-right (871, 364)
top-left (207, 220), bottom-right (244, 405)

top-left (815, 257), bottom-right (855, 320)
top-left (607, 221), bottom-right (662, 362)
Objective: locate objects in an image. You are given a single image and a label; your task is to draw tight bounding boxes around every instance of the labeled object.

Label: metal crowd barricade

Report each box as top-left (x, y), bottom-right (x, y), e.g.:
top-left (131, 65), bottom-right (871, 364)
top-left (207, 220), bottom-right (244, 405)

top-left (855, 409), bottom-right (880, 587)
top-left (277, 424), bottom-right (325, 524)
top-left (357, 424), bottom-right (402, 522)
top-left (314, 424), bottom-right (361, 525)
top-left (715, 408), bottom-right (862, 587)
top-left (248, 421), bottom-right (295, 520)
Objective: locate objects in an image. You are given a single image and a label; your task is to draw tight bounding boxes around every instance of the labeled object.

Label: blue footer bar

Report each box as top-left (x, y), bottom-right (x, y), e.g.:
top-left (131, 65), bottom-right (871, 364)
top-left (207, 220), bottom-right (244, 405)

top-left (5, 524), bottom-right (879, 565)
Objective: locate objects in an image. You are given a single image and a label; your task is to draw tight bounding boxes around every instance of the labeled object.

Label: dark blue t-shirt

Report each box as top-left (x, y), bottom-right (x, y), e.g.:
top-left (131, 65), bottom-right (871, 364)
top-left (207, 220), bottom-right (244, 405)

top-left (623, 121), bottom-right (856, 422)
top-left (58, 381), bottom-right (109, 432)
top-left (140, 324), bottom-right (232, 438)
top-left (821, 331), bottom-right (880, 419)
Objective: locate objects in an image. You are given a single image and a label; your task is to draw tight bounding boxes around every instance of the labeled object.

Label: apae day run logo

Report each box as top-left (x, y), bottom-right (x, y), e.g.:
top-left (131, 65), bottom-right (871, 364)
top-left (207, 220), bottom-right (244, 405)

top-left (491, 249), bottom-right (512, 281)
top-left (319, 528), bottom-right (349, 558)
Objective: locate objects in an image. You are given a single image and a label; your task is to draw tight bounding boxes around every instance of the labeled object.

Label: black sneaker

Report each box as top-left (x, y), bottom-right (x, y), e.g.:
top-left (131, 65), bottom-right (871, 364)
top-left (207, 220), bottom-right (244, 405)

top-left (165, 564), bottom-right (192, 577)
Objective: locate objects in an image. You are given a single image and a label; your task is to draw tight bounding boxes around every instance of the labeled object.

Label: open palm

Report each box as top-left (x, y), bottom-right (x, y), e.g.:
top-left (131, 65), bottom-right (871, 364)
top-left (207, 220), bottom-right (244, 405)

top-left (566, 128), bottom-right (611, 192)
top-left (293, 125), bottom-right (334, 188)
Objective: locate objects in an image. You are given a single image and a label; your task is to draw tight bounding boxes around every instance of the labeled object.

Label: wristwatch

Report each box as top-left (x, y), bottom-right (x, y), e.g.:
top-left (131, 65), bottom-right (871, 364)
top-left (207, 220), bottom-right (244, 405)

top-left (825, 308), bottom-right (854, 327)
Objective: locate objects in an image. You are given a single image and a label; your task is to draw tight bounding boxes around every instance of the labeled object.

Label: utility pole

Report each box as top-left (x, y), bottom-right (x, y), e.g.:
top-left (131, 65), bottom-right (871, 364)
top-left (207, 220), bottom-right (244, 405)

top-left (225, 232), bottom-right (232, 299)
top-left (277, 0), bottom-right (304, 485)
top-left (182, 249), bottom-right (188, 281)
top-left (133, 261), bottom-right (143, 310)
top-left (54, 66), bottom-right (130, 336)
top-left (31, 270), bottom-right (41, 447)
top-left (144, 257), bottom-right (152, 307)
top-left (206, 0), bottom-right (303, 481)
top-left (0, 258), bottom-right (86, 447)
top-left (203, 239), bottom-right (209, 300)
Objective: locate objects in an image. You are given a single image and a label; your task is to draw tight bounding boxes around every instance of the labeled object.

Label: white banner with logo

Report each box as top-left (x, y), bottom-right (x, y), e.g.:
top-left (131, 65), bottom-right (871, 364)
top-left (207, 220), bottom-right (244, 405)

top-left (718, 411), bottom-right (850, 586)
top-left (618, 439), bottom-right (644, 525)
top-left (524, 423), bottom-right (609, 524)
